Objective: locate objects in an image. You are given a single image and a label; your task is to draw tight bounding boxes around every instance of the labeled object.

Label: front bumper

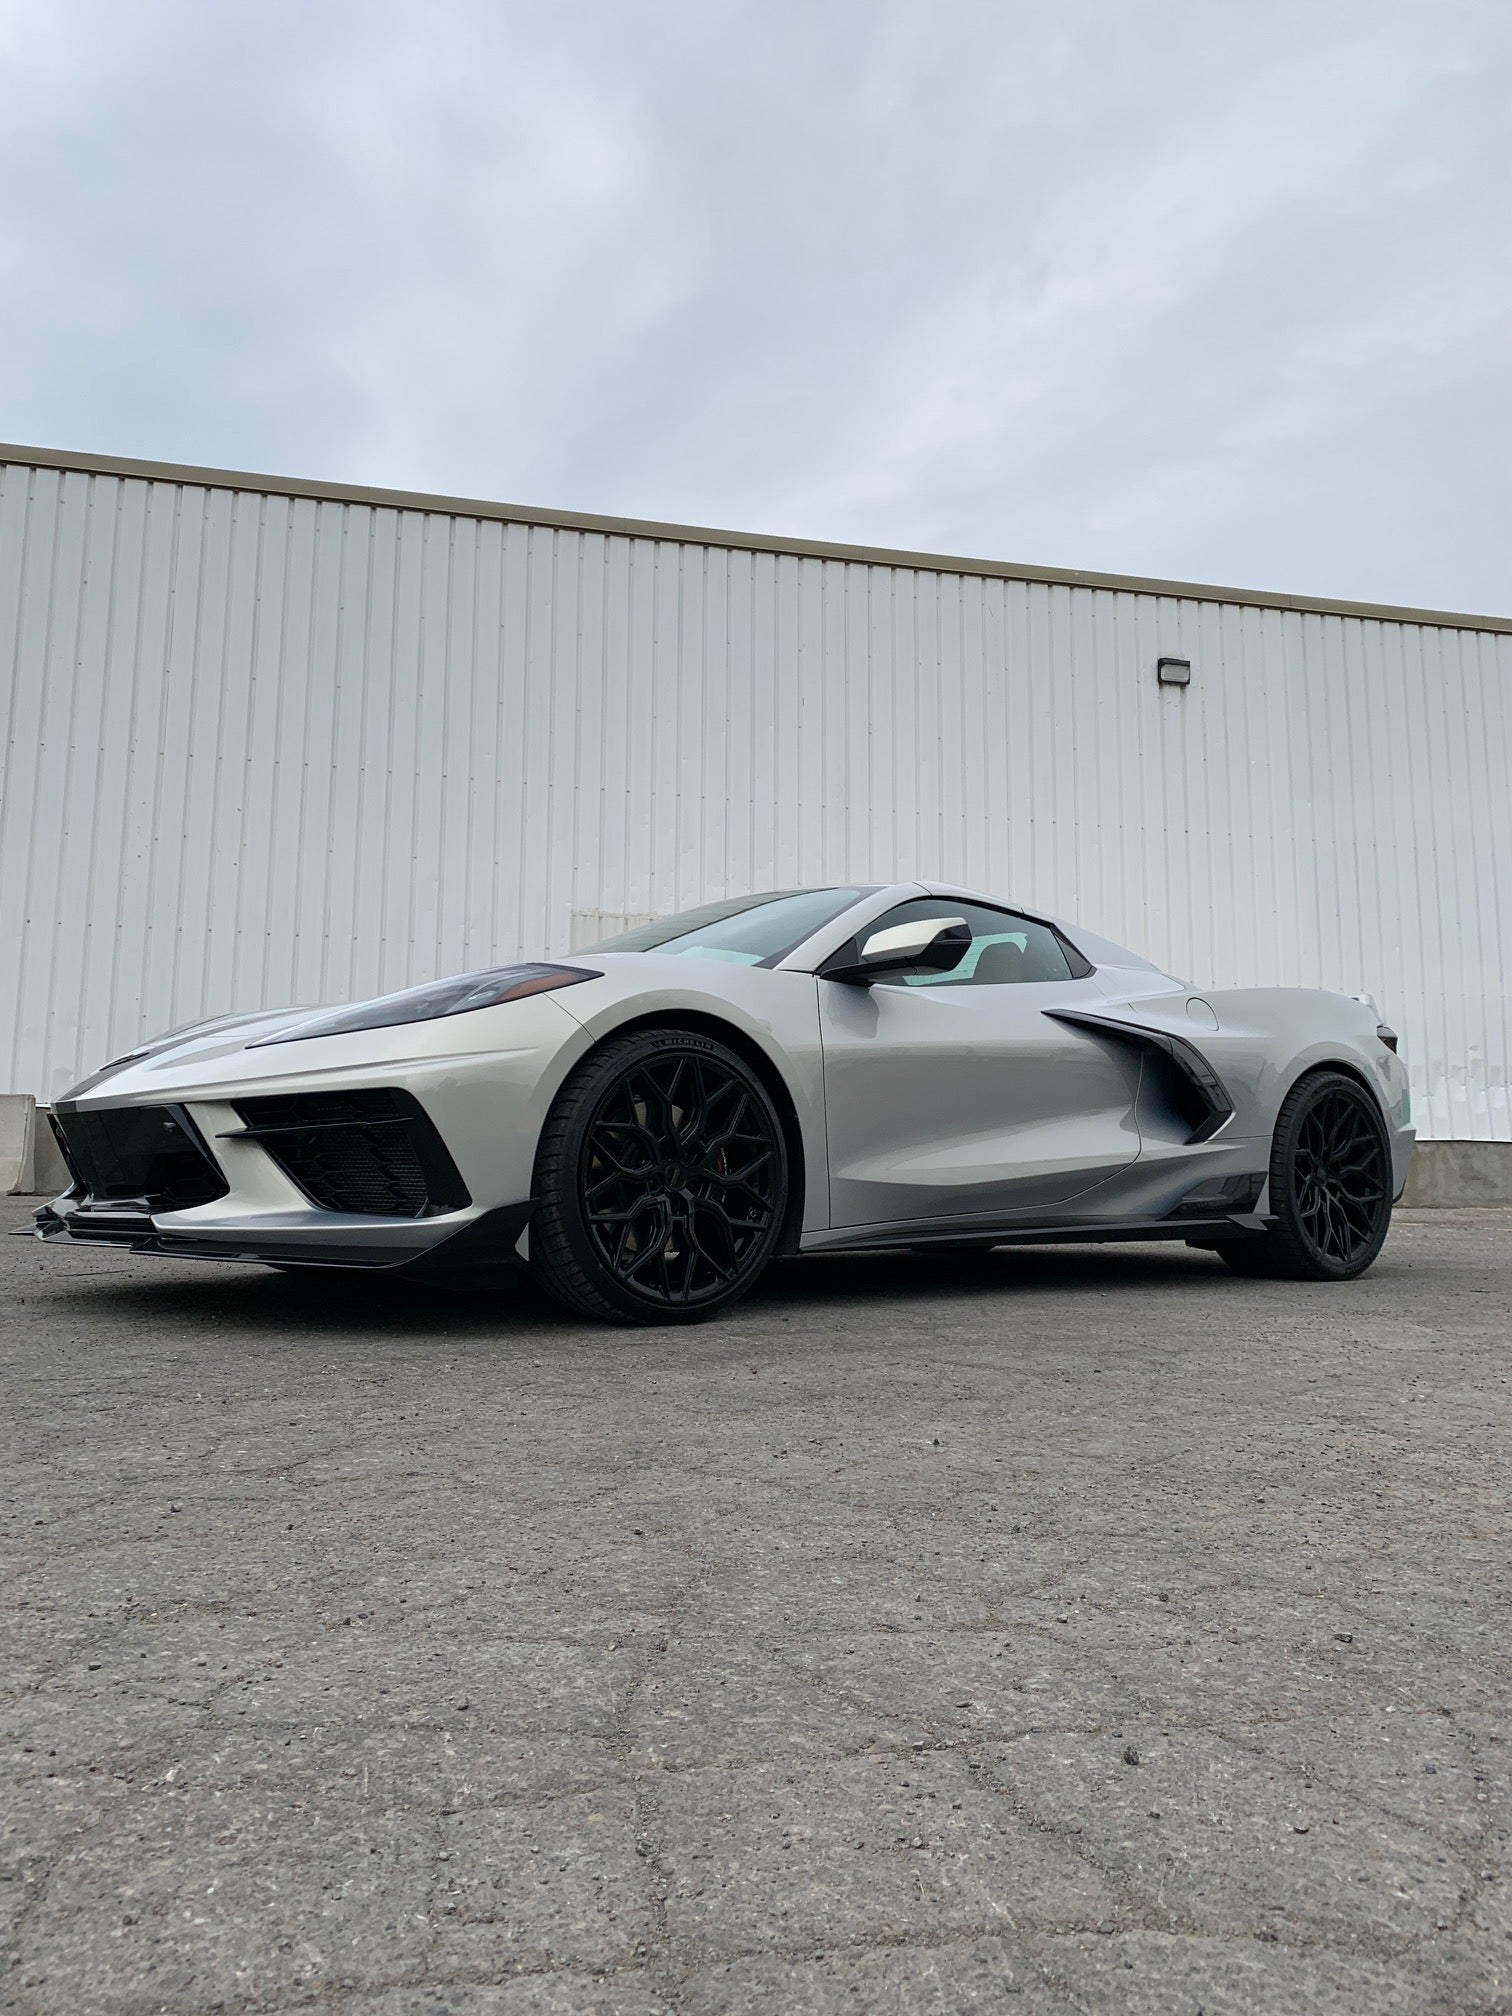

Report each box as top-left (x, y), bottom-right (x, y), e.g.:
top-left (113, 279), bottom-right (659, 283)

top-left (36, 994), bottom-right (587, 1276)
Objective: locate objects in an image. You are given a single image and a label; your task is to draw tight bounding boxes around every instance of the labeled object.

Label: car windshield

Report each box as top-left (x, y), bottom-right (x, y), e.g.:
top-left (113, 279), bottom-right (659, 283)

top-left (580, 888), bottom-right (873, 966)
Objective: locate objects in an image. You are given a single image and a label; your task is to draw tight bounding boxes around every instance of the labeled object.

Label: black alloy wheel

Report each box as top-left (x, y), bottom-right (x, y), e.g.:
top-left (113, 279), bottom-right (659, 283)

top-left (1218, 1069), bottom-right (1392, 1281)
top-left (1292, 1082), bottom-right (1392, 1265)
top-left (530, 1028), bottom-right (788, 1323)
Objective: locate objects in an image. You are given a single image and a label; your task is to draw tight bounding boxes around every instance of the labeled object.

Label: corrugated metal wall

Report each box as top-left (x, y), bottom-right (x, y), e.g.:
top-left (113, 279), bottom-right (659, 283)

top-left (2, 455), bottom-right (1509, 1139)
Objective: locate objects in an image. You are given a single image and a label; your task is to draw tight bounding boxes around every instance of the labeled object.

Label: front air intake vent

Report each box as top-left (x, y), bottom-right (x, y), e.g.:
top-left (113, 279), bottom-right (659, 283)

top-left (231, 1089), bottom-right (471, 1218)
top-left (49, 1104), bottom-right (229, 1211)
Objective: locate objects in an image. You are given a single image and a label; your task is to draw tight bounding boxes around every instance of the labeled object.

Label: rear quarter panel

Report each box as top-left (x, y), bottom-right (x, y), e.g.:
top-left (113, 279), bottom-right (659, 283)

top-left (1093, 978), bottom-right (1410, 1145)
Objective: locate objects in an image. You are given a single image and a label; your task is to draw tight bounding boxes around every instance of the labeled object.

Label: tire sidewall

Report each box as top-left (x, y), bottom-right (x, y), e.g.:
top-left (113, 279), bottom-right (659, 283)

top-left (542, 1028), bottom-right (789, 1324)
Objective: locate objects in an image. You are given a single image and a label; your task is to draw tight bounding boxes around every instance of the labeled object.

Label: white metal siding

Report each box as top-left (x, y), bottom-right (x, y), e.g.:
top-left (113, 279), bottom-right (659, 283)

top-left (2, 457), bottom-right (1508, 1139)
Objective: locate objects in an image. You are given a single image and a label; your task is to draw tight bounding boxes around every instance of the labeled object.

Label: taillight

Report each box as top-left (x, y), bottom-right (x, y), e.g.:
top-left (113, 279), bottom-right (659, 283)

top-left (1376, 1023), bottom-right (1399, 1053)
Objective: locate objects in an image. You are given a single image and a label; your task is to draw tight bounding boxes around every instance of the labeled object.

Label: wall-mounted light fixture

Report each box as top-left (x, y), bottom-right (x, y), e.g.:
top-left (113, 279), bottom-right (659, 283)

top-left (1157, 656), bottom-right (1192, 686)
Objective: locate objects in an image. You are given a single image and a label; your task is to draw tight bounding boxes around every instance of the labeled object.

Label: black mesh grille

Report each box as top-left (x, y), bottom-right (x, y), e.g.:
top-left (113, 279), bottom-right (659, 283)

top-left (50, 1105), bottom-right (228, 1210)
top-left (232, 1089), bottom-right (470, 1218)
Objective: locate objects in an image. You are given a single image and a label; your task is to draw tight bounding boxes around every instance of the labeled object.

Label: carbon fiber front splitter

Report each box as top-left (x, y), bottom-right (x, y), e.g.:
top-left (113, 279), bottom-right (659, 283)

top-left (29, 1198), bottom-right (532, 1276)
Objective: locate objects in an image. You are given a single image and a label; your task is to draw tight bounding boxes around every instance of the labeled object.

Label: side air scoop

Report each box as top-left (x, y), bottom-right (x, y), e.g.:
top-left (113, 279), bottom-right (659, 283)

top-left (1042, 1007), bottom-right (1235, 1144)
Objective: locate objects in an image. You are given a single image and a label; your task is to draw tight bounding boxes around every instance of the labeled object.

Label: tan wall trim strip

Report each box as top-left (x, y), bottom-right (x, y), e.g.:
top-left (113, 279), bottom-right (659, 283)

top-left (5, 439), bottom-right (1510, 635)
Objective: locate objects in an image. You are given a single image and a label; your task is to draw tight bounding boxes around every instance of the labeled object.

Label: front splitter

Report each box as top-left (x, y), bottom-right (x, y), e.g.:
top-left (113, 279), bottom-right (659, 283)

top-left (31, 1198), bottom-right (532, 1276)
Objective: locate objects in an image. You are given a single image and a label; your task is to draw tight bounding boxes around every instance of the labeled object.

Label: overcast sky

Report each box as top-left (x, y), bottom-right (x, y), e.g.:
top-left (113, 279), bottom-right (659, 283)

top-left (2, 0), bottom-right (1508, 613)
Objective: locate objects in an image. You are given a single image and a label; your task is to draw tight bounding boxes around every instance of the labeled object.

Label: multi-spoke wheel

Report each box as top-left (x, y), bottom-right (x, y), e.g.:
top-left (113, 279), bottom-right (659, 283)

top-left (1218, 1070), bottom-right (1392, 1281)
top-left (529, 1028), bottom-right (789, 1323)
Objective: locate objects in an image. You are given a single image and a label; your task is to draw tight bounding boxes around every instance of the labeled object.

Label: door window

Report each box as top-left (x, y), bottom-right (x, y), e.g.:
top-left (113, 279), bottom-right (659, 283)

top-left (859, 897), bottom-right (1080, 986)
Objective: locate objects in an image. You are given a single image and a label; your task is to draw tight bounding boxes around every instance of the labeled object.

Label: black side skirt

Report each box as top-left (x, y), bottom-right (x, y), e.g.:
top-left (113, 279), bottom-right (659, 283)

top-left (805, 1212), bottom-right (1274, 1256)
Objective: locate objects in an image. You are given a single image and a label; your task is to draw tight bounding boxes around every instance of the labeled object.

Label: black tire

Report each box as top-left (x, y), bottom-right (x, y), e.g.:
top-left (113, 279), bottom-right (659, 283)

top-left (1217, 1070), bottom-right (1392, 1282)
top-left (529, 1028), bottom-right (789, 1325)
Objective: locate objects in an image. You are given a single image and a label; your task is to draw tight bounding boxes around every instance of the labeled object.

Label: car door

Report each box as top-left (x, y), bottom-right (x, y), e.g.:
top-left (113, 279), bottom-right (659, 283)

top-left (817, 899), bottom-right (1141, 1230)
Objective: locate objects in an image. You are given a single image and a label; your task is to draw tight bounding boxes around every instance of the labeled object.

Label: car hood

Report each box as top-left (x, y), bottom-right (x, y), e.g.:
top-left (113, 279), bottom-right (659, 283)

top-left (58, 1005), bottom-right (325, 1102)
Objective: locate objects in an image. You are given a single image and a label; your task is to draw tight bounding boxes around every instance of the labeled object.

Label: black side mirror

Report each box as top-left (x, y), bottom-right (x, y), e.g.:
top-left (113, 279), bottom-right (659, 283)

top-left (825, 916), bottom-right (971, 986)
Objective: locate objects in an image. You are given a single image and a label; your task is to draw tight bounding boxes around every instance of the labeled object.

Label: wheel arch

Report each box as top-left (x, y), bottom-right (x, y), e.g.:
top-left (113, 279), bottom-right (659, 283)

top-left (1260, 1054), bottom-right (1395, 1212)
top-left (550, 1008), bottom-right (809, 1255)
top-left (1278, 1054), bottom-right (1391, 1126)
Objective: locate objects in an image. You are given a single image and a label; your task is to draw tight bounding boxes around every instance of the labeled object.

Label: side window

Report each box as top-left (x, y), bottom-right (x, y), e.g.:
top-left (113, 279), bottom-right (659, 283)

top-left (865, 897), bottom-right (1078, 986)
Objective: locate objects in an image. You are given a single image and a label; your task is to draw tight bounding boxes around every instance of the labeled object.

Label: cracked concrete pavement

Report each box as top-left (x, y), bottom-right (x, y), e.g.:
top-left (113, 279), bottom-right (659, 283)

top-left (2, 1199), bottom-right (1509, 2014)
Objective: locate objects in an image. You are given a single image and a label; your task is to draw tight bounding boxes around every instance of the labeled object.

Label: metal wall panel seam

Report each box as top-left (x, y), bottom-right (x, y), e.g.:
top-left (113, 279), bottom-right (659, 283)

top-left (1472, 627), bottom-right (1512, 1133)
top-left (0, 468), bottom-right (45, 1076)
top-left (1450, 626), bottom-right (1503, 1135)
top-left (39, 471), bottom-right (94, 1088)
top-left (73, 477), bottom-right (127, 1087)
top-left (29, 472), bottom-right (76, 1083)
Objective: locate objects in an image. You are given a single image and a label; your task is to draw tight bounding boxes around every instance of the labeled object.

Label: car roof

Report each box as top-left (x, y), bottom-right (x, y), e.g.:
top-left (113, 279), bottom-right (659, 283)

top-left (863, 882), bottom-right (1161, 974)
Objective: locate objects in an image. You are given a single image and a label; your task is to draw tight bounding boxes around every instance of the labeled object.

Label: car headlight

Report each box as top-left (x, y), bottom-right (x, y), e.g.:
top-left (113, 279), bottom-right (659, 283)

top-left (251, 964), bottom-right (600, 1046)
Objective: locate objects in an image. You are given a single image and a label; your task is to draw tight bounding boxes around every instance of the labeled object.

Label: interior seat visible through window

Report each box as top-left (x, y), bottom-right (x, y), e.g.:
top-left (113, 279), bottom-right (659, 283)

top-left (969, 938), bottom-right (1031, 983)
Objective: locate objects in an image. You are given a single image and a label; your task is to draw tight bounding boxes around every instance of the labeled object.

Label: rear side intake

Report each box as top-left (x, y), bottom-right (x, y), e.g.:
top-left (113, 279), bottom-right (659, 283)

top-left (1042, 1007), bottom-right (1235, 1144)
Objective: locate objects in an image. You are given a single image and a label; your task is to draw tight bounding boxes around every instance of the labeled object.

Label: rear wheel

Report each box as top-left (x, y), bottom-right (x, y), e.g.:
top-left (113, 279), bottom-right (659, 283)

top-left (1217, 1070), bottom-right (1392, 1281)
top-left (530, 1028), bottom-right (788, 1324)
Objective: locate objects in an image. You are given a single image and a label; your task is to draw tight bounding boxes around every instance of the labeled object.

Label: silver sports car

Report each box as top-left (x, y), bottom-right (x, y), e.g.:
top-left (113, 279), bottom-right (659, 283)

top-left (36, 884), bottom-right (1414, 1323)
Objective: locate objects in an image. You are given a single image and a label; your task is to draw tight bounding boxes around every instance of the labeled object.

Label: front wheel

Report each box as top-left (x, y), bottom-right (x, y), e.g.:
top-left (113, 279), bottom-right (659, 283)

top-left (1217, 1070), bottom-right (1392, 1282)
top-left (529, 1028), bottom-right (789, 1324)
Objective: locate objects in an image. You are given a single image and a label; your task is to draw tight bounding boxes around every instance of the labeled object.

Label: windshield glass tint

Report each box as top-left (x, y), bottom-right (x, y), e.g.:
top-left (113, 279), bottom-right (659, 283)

top-left (581, 888), bottom-right (872, 965)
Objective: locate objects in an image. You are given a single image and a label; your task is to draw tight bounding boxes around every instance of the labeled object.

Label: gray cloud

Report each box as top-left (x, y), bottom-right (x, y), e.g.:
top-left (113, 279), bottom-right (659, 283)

top-left (1, 0), bottom-right (1507, 610)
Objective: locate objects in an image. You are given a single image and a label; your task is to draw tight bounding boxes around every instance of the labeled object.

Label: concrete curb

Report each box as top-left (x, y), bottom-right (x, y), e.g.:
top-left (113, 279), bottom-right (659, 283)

top-left (0, 1094), bottom-right (35, 1195)
top-left (1, 1095), bottom-right (70, 1196)
top-left (1401, 1139), bottom-right (1512, 1207)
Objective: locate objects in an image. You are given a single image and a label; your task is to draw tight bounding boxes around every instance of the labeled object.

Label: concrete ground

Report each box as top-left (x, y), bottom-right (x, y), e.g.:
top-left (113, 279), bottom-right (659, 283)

top-left (2, 1200), bottom-right (1509, 2016)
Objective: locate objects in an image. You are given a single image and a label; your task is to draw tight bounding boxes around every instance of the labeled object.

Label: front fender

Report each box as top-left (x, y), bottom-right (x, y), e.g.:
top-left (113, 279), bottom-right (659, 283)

top-left (543, 961), bottom-right (829, 1233)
